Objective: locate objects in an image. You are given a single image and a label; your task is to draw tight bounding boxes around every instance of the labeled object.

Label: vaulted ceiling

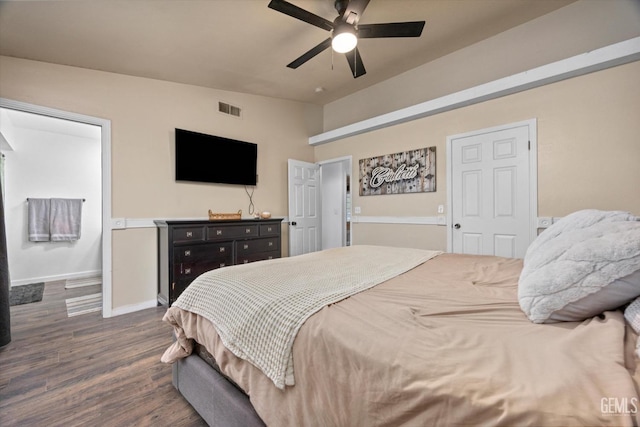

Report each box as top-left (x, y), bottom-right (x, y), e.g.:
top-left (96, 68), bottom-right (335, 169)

top-left (0, 0), bottom-right (575, 105)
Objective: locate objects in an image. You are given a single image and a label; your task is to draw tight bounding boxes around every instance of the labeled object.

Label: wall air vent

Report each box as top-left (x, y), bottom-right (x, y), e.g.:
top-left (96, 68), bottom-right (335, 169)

top-left (218, 101), bottom-right (242, 118)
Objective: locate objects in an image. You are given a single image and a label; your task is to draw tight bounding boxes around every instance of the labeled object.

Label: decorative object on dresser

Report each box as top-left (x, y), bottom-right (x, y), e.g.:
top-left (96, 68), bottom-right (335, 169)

top-left (155, 218), bottom-right (282, 306)
top-left (208, 210), bottom-right (242, 221)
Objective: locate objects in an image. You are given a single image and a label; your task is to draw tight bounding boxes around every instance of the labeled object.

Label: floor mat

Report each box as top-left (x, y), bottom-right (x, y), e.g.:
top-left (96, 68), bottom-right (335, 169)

top-left (65, 276), bottom-right (102, 289)
top-left (65, 292), bottom-right (102, 317)
top-left (10, 283), bottom-right (45, 306)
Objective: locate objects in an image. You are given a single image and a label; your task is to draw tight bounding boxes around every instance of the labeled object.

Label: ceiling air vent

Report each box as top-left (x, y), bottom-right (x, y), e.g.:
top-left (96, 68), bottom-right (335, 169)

top-left (218, 101), bottom-right (242, 118)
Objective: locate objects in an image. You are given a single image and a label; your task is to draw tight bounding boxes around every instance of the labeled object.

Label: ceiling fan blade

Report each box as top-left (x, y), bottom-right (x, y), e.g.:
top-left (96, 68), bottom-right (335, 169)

top-left (268, 0), bottom-right (333, 31)
top-left (345, 47), bottom-right (366, 78)
top-left (287, 38), bottom-right (332, 69)
top-left (358, 21), bottom-right (425, 38)
top-left (341, 0), bottom-right (370, 25)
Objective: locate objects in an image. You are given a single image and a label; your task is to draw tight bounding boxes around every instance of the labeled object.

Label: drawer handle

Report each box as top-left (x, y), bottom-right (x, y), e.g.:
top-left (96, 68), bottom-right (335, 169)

top-left (244, 244), bottom-right (249, 250)
top-left (267, 227), bottom-right (272, 232)
top-left (268, 242), bottom-right (273, 247)
top-left (216, 230), bottom-right (223, 236)
top-left (220, 247), bottom-right (225, 252)
top-left (186, 231), bottom-right (193, 238)
top-left (219, 263), bottom-right (226, 268)
top-left (184, 250), bottom-right (191, 257)
top-left (184, 268), bottom-right (191, 275)
top-left (245, 228), bottom-right (251, 234)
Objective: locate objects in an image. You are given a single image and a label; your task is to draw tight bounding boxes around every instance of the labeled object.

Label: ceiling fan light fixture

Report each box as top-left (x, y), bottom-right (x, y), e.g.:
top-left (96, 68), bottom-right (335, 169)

top-left (332, 23), bottom-right (357, 53)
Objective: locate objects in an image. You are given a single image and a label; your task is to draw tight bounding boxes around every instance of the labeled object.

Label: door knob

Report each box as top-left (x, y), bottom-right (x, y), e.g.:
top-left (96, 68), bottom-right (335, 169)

top-left (454, 223), bottom-right (461, 229)
top-left (291, 221), bottom-right (297, 226)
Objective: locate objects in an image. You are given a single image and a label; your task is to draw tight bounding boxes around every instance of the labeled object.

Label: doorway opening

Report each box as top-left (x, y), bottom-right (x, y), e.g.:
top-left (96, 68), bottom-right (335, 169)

top-left (319, 156), bottom-right (352, 250)
top-left (0, 98), bottom-right (112, 317)
top-left (287, 156), bottom-right (352, 256)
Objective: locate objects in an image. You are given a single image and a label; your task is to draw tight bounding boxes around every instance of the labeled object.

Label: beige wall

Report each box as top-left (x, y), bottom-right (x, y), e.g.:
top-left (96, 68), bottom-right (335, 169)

top-left (315, 61), bottom-right (640, 250)
top-left (1, 0), bottom-right (638, 311)
top-left (323, 0), bottom-right (640, 130)
top-left (0, 56), bottom-right (318, 310)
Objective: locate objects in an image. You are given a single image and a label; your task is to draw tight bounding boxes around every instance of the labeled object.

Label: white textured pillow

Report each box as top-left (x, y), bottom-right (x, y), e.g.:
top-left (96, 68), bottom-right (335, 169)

top-left (625, 298), bottom-right (640, 358)
top-left (518, 210), bottom-right (640, 323)
top-left (624, 297), bottom-right (640, 334)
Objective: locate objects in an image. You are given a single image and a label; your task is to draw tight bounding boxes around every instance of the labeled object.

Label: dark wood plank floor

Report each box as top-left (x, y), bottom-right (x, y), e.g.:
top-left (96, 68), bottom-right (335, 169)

top-left (0, 281), bottom-right (206, 426)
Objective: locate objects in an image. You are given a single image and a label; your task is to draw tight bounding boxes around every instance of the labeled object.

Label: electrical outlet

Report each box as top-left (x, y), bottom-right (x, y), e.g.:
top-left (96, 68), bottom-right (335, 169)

top-left (354, 206), bottom-right (361, 214)
top-left (437, 205), bottom-right (444, 214)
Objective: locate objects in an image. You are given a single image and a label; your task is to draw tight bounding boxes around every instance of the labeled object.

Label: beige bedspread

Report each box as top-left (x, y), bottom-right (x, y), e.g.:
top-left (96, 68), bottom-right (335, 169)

top-left (163, 253), bottom-right (640, 426)
top-left (167, 245), bottom-right (440, 389)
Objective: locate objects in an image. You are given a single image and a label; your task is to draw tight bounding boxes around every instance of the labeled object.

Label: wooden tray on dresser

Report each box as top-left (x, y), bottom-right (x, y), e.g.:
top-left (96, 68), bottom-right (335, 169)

top-left (208, 210), bottom-right (242, 220)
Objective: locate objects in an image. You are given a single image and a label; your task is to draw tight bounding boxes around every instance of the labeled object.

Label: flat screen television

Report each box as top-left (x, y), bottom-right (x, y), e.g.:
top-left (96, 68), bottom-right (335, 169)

top-left (175, 128), bottom-right (257, 186)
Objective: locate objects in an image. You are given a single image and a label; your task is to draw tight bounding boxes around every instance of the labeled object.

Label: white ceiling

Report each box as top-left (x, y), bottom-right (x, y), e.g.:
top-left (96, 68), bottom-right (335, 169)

top-left (0, 108), bottom-right (101, 144)
top-left (0, 0), bottom-right (576, 105)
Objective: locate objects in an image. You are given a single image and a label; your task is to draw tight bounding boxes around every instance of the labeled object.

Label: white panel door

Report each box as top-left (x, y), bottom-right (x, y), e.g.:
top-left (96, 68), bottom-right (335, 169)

top-left (288, 159), bottom-right (321, 257)
top-left (451, 124), bottom-right (531, 258)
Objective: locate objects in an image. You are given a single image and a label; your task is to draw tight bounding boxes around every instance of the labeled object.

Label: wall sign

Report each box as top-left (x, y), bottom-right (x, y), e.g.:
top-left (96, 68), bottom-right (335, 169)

top-left (359, 147), bottom-right (436, 196)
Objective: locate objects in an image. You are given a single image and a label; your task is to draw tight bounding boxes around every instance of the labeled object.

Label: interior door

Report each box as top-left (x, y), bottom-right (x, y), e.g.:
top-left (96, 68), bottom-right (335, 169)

top-left (450, 123), bottom-right (532, 258)
top-left (288, 159), bottom-right (321, 257)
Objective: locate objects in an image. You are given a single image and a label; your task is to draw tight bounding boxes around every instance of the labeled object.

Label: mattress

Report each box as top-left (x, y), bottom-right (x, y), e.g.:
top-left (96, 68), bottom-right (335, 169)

top-left (163, 252), bottom-right (640, 426)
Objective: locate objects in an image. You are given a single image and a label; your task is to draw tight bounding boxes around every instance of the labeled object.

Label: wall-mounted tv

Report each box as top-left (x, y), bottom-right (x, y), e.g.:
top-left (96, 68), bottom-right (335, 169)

top-left (175, 128), bottom-right (257, 186)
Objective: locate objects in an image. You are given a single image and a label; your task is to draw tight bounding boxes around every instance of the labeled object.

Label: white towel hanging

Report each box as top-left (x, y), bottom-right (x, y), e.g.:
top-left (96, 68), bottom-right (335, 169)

top-left (27, 198), bottom-right (50, 242)
top-left (50, 198), bottom-right (83, 241)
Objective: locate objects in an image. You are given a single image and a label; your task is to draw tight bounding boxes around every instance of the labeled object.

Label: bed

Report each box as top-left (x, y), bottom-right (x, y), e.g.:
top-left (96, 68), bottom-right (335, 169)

top-left (162, 210), bottom-right (640, 426)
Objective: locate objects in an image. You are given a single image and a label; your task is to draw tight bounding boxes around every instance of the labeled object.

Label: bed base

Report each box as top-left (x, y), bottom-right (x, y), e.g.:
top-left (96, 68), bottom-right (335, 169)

top-left (172, 354), bottom-right (265, 426)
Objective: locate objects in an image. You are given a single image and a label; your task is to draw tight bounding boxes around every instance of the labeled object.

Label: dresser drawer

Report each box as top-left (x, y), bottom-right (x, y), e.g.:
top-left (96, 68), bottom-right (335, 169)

top-left (237, 250), bottom-right (281, 265)
top-left (207, 224), bottom-right (259, 241)
top-left (259, 223), bottom-right (280, 236)
top-left (175, 256), bottom-right (232, 279)
top-left (235, 237), bottom-right (279, 255)
top-left (172, 226), bottom-right (205, 244)
top-left (174, 242), bottom-right (232, 263)
top-left (170, 280), bottom-right (191, 305)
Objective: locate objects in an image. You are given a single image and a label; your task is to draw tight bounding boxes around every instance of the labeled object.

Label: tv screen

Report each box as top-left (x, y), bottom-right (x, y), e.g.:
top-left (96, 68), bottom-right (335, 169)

top-left (175, 128), bottom-right (257, 186)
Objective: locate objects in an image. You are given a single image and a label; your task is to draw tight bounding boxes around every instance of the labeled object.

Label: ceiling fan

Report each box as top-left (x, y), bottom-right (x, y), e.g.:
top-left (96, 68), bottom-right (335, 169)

top-left (268, 0), bottom-right (425, 78)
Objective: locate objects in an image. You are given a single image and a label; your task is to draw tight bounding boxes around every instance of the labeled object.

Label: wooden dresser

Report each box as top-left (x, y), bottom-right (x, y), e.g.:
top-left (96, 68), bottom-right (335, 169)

top-left (155, 218), bottom-right (282, 306)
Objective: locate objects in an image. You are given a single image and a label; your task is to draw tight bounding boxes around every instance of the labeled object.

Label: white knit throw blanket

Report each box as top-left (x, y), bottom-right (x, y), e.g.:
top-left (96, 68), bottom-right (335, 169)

top-left (173, 245), bottom-right (441, 389)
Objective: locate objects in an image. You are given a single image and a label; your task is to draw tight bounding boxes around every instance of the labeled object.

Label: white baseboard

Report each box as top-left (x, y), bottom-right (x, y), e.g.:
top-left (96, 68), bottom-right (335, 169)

top-left (11, 270), bottom-right (102, 287)
top-left (109, 299), bottom-right (158, 317)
